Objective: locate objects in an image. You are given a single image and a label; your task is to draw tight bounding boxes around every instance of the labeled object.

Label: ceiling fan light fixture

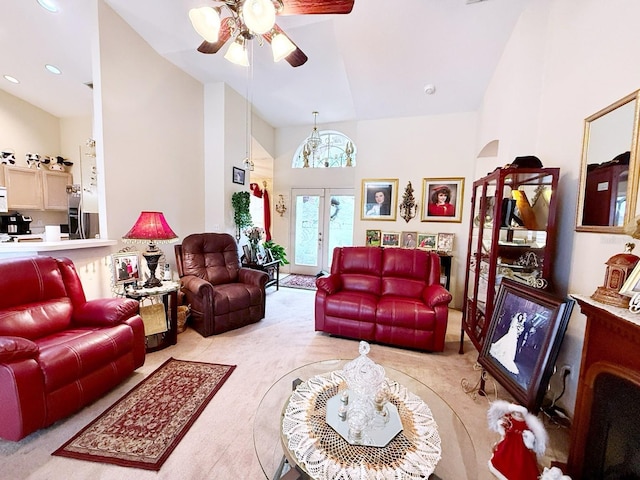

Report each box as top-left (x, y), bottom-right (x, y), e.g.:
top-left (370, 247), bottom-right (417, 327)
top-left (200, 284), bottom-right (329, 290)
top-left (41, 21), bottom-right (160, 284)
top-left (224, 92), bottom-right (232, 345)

top-left (189, 6), bottom-right (221, 43)
top-left (224, 37), bottom-right (250, 66)
top-left (242, 0), bottom-right (276, 35)
top-left (271, 31), bottom-right (296, 62)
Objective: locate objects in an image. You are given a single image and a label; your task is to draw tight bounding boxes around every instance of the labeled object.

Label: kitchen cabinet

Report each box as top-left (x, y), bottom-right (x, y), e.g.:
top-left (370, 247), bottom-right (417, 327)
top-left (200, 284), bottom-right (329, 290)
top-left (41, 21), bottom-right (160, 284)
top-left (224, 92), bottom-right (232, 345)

top-left (460, 167), bottom-right (560, 353)
top-left (1, 166), bottom-right (71, 211)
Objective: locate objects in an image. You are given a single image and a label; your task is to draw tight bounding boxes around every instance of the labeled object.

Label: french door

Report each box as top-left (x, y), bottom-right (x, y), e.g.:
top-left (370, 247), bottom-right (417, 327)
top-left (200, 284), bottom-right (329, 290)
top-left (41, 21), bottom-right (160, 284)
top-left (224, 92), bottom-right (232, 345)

top-left (290, 188), bottom-right (354, 275)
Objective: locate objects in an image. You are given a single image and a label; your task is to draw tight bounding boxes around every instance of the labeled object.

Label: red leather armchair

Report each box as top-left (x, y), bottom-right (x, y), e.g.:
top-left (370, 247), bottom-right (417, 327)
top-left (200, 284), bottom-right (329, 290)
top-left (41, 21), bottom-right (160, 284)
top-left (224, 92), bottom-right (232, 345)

top-left (0, 256), bottom-right (146, 441)
top-left (315, 247), bottom-right (452, 352)
top-left (175, 233), bottom-right (268, 337)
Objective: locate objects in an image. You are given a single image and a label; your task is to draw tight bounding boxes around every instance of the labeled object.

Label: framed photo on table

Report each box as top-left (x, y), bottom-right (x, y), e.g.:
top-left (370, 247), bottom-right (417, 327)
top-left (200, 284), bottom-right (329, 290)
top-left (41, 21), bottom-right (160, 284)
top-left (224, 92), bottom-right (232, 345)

top-left (401, 231), bottom-right (418, 249)
top-left (111, 252), bottom-right (142, 286)
top-left (421, 177), bottom-right (464, 223)
top-left (366, 229), bottom-right (381, 247)
top-left (619, 262), bottom-right (640, 296)
top-left (478, 279), bottom-right (574, 412)
top-left (361, 179), bottom-right (398, 220)
top-left (381, 232), bottom-right (400, 247)
top-left (417, 233), bottom-right (437, 250)
top-left (436, 233), bottom-right (454, 252)
top-left (232, 166), bottom-right (245, 185)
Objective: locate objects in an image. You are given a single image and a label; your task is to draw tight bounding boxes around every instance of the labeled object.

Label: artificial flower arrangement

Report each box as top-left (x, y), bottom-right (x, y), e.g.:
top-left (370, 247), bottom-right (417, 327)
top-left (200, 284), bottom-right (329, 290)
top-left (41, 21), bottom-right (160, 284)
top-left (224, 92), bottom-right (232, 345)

top-left (244, 226), bottom-right (264, 247)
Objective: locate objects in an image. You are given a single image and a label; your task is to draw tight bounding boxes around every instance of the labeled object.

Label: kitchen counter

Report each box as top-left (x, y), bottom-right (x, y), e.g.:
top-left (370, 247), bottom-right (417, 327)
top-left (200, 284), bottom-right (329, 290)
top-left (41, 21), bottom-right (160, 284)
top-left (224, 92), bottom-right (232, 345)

top-left (0, 238), bottom-right (117, 258)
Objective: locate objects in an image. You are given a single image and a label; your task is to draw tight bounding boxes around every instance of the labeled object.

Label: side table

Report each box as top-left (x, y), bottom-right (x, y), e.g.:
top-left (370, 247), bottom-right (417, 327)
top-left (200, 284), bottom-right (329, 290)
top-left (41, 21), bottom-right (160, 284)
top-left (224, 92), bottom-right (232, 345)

top-left (243, 260), bottom-right (280, 290)
top-left (124, 281), bottom-right (180, 352)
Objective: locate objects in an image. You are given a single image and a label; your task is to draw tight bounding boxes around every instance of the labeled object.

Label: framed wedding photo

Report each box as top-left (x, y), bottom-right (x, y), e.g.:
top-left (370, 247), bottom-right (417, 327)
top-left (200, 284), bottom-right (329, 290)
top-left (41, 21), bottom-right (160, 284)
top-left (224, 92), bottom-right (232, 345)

top-left (478, 279), bottom-right (574, 412)
top-left (366, 229), bottom-right (381, 247)
top-left (361, 178), bottom-right (398, 221)
top-left (421, 177), bottom-right (465, 223)
top-left (232, 166), bottom-right (245, 185)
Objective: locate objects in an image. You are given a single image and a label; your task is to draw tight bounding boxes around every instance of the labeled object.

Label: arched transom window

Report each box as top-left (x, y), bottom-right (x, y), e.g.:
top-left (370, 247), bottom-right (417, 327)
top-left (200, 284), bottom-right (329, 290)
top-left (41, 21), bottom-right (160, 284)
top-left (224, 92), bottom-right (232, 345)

top-left (292, 130), bottom-right (357, 168)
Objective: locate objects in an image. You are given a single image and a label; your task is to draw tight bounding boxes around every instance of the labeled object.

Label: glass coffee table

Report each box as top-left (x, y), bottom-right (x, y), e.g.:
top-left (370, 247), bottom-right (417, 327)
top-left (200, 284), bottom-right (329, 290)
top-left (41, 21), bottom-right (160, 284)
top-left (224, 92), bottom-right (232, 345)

top-left (253, 359), bottom-right (477, 480)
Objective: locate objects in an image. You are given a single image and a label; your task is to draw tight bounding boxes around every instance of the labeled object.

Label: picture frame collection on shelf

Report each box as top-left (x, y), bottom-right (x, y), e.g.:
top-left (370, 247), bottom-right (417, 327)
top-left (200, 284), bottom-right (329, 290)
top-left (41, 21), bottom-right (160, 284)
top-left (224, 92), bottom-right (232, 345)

top-left (361, 177), bottom-right (465, 223)
top-left (366, 229), bottom-right (454, 253)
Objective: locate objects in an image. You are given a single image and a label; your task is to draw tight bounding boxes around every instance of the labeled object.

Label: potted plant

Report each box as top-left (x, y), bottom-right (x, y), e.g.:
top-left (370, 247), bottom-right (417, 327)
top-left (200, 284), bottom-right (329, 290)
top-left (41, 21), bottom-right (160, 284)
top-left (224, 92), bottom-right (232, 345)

top-left (231, 191), bottom-right (252, 239)
top-left (264, 240), bottom-right (289, 266)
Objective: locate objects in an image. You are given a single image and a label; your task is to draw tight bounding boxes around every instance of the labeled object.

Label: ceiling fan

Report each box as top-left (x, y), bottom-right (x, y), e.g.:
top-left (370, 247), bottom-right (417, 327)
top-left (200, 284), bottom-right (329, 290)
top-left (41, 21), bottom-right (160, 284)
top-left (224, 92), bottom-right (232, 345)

top-left (189, 0), bottom-right (355, 67)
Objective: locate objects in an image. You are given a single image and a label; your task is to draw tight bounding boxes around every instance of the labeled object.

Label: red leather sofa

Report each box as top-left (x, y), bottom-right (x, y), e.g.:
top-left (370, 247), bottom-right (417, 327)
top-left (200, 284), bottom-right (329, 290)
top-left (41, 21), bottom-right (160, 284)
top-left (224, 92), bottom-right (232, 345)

top-left (0, 256), bottom-right (146, 441)
top-left (315, 247), bottom-right (452, 352)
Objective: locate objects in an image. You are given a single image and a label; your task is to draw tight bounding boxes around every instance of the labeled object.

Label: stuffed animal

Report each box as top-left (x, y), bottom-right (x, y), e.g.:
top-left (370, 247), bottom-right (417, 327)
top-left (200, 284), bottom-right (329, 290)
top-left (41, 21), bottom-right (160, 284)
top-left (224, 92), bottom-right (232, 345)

top-left (487, 400), bottom-right (548, 480)
top-left (26, 153), bottom-right (41, 169)
top-left (50, 156), bottom-right (73, 171)
top-left (0, 150), bottom-right (16, 165)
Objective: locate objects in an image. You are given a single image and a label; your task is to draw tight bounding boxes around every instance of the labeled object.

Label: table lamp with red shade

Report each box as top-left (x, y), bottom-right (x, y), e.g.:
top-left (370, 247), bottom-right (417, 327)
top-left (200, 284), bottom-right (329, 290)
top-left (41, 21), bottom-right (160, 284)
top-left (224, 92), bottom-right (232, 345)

top-left (122, 211), bottom-right (178, 288)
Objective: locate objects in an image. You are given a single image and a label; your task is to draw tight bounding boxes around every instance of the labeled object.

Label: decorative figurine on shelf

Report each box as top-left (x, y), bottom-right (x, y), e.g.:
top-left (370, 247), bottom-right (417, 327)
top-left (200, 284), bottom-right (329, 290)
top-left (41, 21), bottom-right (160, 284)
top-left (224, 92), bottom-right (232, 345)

top-left (539, 466), bottom-right (572, 480)
top-left (487, 400), bottom-right (548, 480)
top-left (49, 156), bottom-right (74, 172)
top-left (26, 152), bottom-right (41, 169)
top-left (1, 150), bottom-right (16, 165)
top-left (591, 242), bottom-right (639, 308)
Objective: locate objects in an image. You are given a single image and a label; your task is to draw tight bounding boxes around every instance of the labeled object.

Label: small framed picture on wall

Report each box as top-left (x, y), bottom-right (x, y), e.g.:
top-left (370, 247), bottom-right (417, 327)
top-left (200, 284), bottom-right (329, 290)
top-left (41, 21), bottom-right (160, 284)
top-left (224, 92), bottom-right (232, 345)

top-left (232, 166), bottom-right (245, 185)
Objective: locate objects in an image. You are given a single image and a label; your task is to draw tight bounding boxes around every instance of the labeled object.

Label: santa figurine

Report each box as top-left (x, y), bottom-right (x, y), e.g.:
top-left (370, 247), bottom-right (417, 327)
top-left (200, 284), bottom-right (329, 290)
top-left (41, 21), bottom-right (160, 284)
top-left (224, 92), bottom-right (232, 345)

top-left (487, 400), bottom-right (548, 480)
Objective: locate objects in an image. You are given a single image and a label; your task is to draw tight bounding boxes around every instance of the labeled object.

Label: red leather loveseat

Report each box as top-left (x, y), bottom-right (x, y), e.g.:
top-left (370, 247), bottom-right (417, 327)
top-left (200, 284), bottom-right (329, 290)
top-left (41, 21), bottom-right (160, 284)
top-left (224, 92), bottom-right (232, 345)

top-left (315, 247), bottom-right (452, 352)
top-left (0, 256), bottom-right (146, 441)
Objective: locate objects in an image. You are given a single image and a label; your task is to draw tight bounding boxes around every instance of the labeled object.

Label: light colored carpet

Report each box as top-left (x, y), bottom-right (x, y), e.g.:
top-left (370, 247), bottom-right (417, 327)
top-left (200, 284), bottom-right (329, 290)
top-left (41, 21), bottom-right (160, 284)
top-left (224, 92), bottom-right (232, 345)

top-left (0, 288), bottom-right (569, 479)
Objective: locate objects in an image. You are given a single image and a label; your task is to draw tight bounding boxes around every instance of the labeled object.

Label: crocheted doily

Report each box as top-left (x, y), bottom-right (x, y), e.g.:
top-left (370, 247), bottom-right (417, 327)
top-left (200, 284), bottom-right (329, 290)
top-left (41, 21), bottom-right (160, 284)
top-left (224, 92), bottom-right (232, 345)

top-left (281, 370), bottom-right (441, 480)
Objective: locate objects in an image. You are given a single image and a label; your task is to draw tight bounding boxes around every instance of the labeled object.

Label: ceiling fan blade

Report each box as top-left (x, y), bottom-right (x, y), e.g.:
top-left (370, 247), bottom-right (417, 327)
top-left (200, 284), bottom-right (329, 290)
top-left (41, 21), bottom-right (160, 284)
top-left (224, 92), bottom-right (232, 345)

top-left (263, 26), bottom-right (308, 67)
top-left (196, 17), bottom-right (232, 54)
top-left (279, 0), bottom-right (354, 15)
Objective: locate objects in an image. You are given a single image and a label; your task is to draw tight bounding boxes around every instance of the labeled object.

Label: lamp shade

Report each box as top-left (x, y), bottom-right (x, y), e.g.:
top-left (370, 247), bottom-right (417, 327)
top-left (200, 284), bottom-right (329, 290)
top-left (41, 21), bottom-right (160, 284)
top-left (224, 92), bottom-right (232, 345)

top-left (271, 32), bottom-right (296, 62)
top-left (242, 0), bottom-right (276, 35)
top-left (122, 212), bottom-right (178, 243)
top-left (189, 6), bottom-right (221, 43)
top-left (224, 38), bottom-right (250, 66)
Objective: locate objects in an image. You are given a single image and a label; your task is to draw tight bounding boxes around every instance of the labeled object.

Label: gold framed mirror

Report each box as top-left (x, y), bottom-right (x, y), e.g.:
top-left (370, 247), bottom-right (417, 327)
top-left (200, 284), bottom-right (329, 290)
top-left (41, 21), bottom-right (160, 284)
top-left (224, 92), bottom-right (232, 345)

top-left (576, 90), bottom-right (640, 233)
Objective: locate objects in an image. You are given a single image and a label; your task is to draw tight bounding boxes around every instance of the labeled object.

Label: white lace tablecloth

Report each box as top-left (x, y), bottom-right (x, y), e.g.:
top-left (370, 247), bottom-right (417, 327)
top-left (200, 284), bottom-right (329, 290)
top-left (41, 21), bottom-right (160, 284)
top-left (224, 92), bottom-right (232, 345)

top-left (281, 370), bottom-right (441, 480)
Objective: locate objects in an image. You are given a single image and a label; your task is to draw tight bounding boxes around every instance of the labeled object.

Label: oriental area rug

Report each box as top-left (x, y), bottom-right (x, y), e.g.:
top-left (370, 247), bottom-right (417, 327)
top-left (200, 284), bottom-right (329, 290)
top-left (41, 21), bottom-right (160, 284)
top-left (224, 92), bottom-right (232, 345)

top-left (53, 358), bottom-right (235, 471)
top-left (280, 274), bottom-right (319, 290)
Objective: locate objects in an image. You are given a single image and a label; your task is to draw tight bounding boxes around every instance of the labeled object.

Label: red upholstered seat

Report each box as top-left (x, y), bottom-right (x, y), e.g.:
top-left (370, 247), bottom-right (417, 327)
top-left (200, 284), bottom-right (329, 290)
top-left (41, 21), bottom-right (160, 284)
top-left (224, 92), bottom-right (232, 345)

top-left (0, 256), bottom-right (145, 441)
top-left (175, 233), bottom-right (268, 336)
top-left (315, 247), bottom-right (452, 352)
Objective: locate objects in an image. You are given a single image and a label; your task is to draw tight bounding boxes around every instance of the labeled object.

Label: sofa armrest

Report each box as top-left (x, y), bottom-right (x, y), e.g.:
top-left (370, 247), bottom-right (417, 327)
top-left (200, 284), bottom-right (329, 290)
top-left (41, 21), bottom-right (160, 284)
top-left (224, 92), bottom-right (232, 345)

top-left (181, 274), bottom-right (215, 297)
top-left (72, 298), bottom-right (140, 327)
top-left (0, 336), bottom-right (38, 363)
top-left (316, 275), bottom-right (342, 294)
top-left (238, 267), bottom-right (268, 288)
top-left (422, 284), bottom-right (453, 308)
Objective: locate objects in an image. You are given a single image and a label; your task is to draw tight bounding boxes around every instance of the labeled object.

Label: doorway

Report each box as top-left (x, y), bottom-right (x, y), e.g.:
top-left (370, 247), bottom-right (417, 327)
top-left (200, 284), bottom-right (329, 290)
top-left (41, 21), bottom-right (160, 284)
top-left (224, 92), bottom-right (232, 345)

top-left (290, 188), bottom-right (354, 275)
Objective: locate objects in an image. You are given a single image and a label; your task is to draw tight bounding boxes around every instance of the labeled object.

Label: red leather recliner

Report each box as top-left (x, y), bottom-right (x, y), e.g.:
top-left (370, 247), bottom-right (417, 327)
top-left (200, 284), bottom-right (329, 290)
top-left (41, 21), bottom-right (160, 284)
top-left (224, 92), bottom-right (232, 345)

top-left (315, 247), bottom-right (453, 352)
top-left (175, 233), bottom-right (268, 337)
top-left (0, 256), bottom-right (146, 441)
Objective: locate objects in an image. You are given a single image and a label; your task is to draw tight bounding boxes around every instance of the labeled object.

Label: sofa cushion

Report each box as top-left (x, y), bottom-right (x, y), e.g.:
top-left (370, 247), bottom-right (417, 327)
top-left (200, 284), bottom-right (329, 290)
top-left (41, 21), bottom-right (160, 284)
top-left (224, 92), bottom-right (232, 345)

top-left (180, 234), bottom-right (240, 286)
top-left (36, 325), bottom-right (135, 393)
top-left (381, 249), bottom-right (434, 298)
top-left (211, 283), bottom-right (264, 314)
top-left (334, 247), bottom-right (383, 295)
top-left (376, 296), bottom-right (436, 330)
top-left (324, 291), bottom-right (378, 321)
top-left (0, 299), bottom-right (73, 340)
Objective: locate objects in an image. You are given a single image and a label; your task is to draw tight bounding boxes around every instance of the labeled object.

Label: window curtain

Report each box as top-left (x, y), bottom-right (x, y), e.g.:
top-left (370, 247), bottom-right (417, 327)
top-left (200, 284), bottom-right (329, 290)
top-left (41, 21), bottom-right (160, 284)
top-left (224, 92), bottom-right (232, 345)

top-left (250, 182), bottom-right (272, 241)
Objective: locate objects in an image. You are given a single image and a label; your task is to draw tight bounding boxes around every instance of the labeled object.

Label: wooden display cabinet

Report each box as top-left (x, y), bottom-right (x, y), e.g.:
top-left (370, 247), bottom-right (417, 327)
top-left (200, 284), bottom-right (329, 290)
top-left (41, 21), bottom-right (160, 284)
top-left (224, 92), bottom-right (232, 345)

top-left (459, 167), bottom-right (560, 353)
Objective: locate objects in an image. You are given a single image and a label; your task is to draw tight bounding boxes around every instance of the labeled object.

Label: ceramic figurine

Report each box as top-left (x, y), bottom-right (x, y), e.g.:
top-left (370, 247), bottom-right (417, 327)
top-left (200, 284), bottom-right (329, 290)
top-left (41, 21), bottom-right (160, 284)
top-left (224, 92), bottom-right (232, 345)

top-left (26, 152), bottom-right (41, 169)
top-left (487, 400), bottom-right (548, 480)
top-left (0, 150), bottom-right (16, 165)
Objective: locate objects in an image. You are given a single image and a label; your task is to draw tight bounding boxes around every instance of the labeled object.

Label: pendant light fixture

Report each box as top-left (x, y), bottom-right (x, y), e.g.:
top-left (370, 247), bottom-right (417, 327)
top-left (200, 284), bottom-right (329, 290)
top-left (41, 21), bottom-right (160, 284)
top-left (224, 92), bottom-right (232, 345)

top-left (305, 111), bottom-right (321, 155)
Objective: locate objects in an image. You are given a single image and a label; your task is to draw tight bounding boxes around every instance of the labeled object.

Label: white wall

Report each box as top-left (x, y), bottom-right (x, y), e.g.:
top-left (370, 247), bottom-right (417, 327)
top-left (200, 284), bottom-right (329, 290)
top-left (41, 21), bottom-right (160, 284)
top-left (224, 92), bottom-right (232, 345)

top-left (478, 0), bottom-right (640, 414)
top-left (274, 113), bottom-right (477, 306)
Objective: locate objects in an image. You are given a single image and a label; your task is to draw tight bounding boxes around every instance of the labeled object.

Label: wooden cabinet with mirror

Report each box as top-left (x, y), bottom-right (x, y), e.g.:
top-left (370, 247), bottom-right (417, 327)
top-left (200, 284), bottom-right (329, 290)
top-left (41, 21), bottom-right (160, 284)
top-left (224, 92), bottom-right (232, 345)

top-left (576, 89), bottom-right (640, 232)
top-left (460, 167), bottom-right (560, 353)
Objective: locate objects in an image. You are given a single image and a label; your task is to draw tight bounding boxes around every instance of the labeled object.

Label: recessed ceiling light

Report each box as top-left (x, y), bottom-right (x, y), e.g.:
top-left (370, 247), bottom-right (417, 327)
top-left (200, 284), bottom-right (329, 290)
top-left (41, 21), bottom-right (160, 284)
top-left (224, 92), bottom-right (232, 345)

top-left (37, 0), bottom-right (59, 13)
top-left (45, 64), bottom-right (62, 75)
top-left (3, 75), bottom-right (19, 84)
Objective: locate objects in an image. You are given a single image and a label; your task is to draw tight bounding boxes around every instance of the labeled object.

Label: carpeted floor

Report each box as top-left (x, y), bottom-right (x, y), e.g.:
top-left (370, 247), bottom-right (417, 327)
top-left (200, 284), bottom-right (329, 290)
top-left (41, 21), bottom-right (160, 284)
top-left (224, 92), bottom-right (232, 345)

top-left (53, 358), bottom-right (235, 470)
top-left (0, 288), bottom-right (570, 479)
top-left (280, 274), bottom-right (318, 290)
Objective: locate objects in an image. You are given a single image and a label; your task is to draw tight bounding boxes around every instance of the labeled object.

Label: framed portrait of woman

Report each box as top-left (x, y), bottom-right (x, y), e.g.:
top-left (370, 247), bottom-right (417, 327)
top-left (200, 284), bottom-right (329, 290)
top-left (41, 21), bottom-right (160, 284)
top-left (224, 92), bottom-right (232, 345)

top-left (361, 179), bottom-right (398, 221)
top-left (478, 279), bottom-right (574, 412)
top-left (421, 177), bottom-right (465, 223)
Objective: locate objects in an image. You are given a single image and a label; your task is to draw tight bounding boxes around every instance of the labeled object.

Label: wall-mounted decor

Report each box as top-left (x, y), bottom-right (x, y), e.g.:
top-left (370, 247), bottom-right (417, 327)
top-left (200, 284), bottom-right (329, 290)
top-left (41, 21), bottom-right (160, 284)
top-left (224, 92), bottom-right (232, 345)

top-left (478, 279), bottom-right (574, 412)
top-left (381, 232), bottom-right (400, 247)
top-left (399, 181), bottom-right (418, 222)
top-left (232, 166), bottom-right (245, 185)
top-left (421, 177), bottom-right (465, 223)
top-left (366, 229), bottom-right (381, 246)
top-left (417, 233), bottom-right (437, 250)
top-left (361, 179), bottom-right (398, 221)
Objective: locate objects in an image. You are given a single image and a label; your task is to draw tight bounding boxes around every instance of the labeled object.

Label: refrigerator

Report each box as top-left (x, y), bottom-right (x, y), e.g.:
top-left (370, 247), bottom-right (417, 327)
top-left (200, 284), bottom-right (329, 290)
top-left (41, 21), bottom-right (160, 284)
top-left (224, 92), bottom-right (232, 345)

top-left (68, 185), bottom-right (99, 239)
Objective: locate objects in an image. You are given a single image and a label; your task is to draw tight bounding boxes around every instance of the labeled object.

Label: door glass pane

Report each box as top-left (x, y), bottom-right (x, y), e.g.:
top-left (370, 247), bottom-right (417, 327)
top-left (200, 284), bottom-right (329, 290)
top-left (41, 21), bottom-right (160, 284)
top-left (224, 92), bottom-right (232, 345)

top-left (294, 195), bottom-right (320, 266)
top-left (326, 195), bottom-right (355, 268)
